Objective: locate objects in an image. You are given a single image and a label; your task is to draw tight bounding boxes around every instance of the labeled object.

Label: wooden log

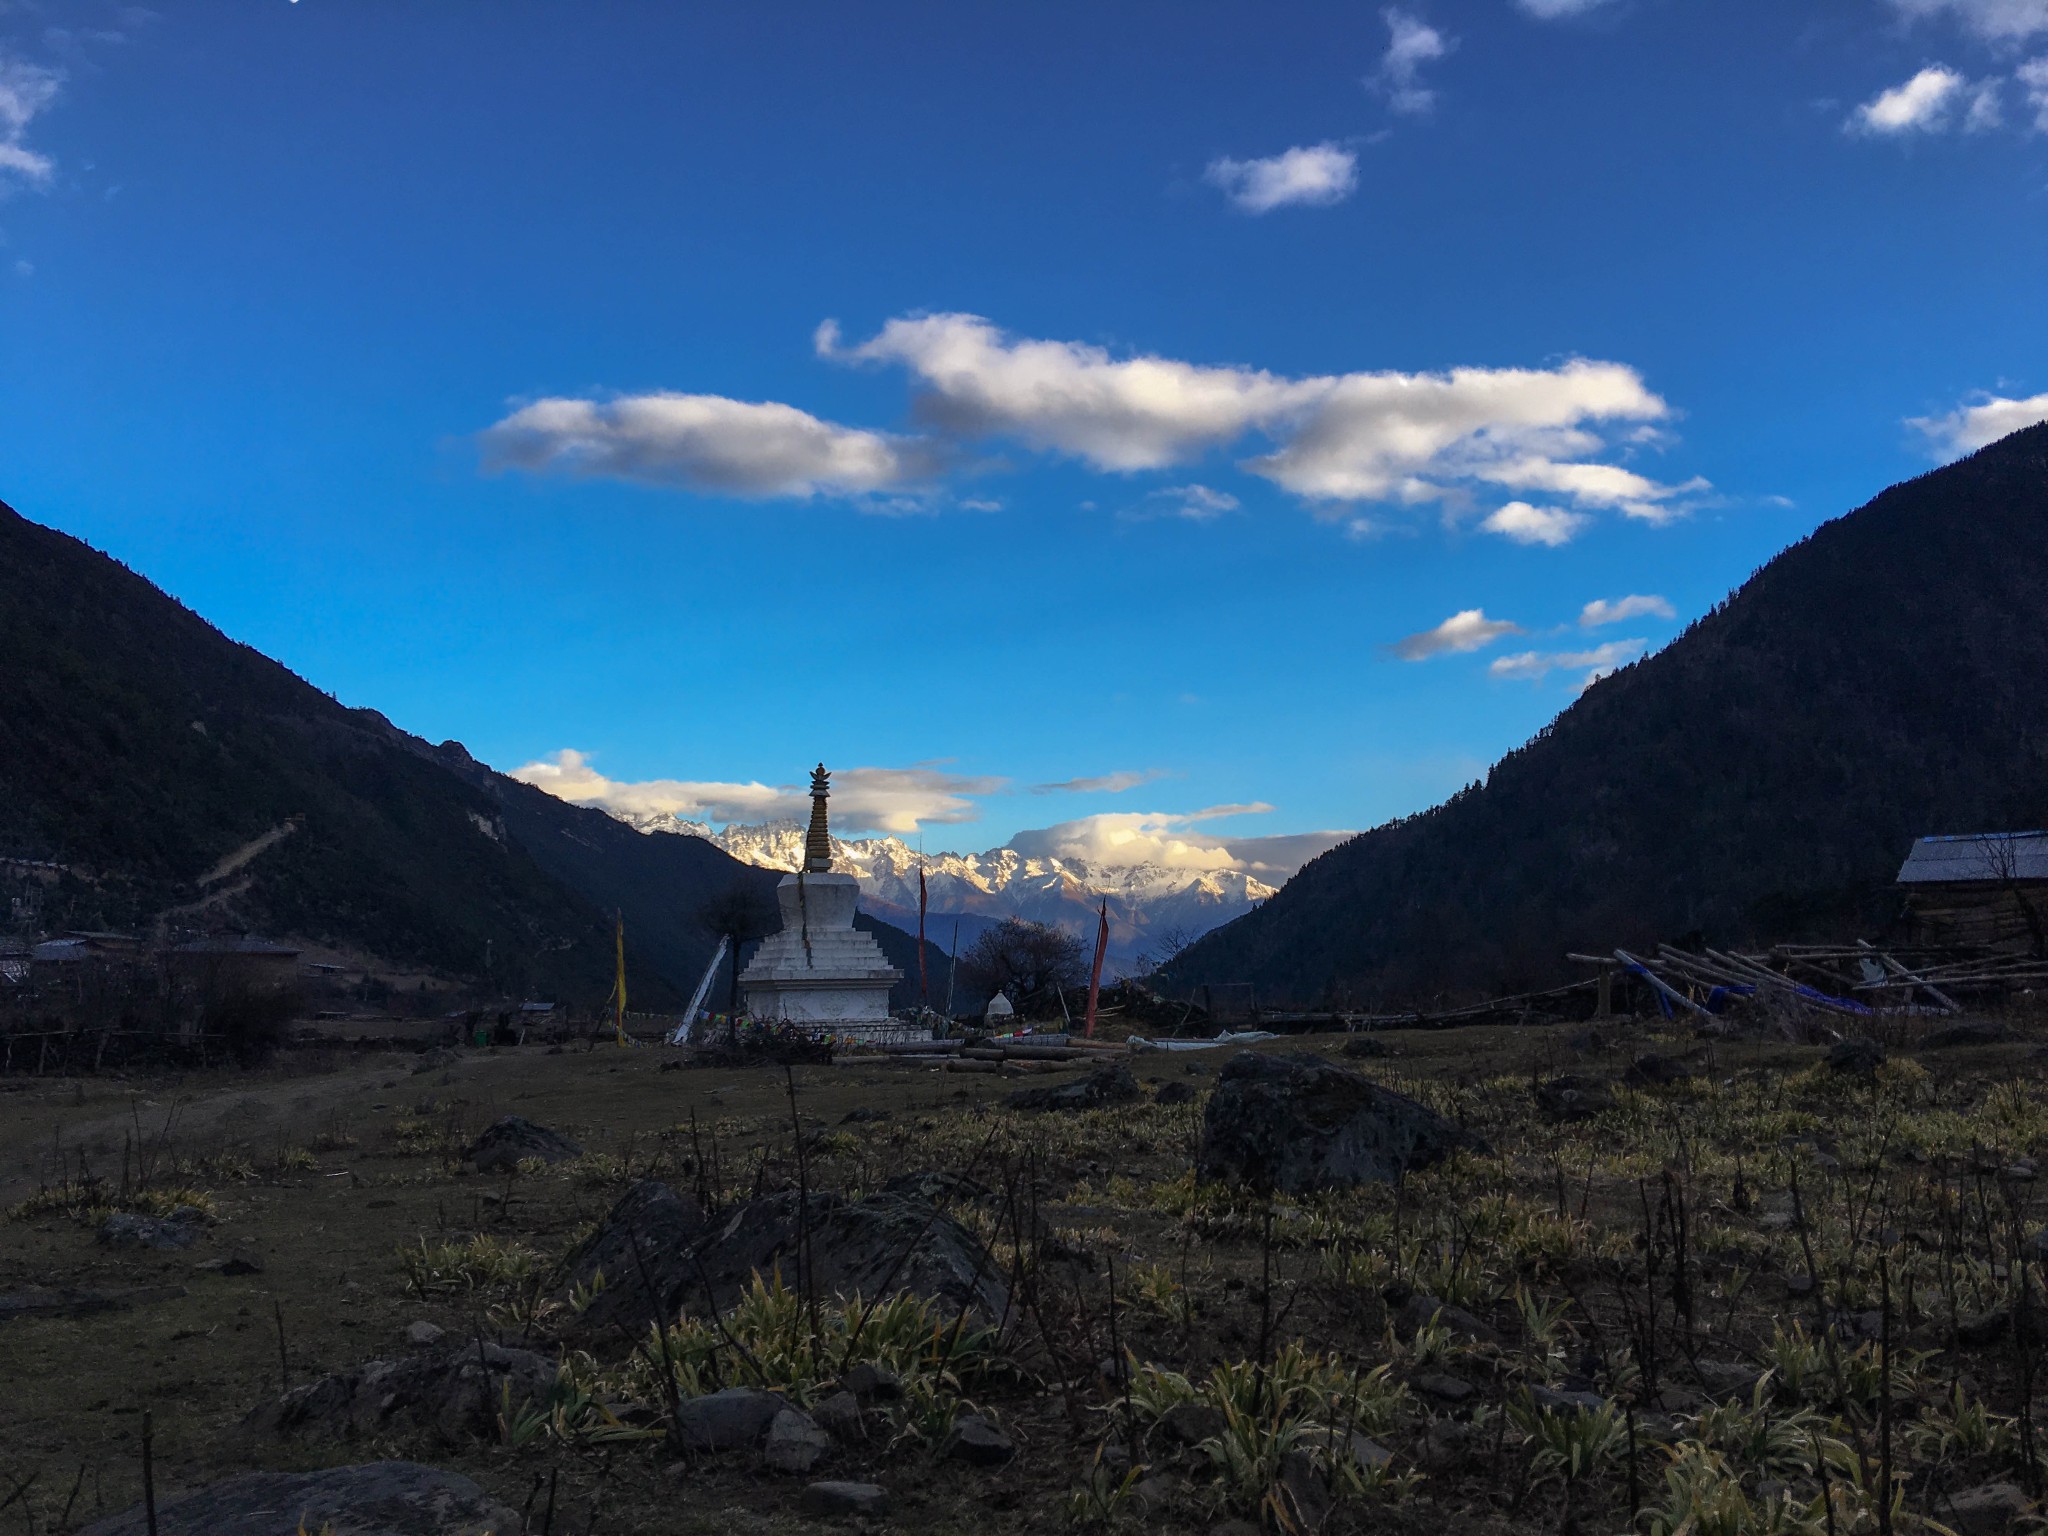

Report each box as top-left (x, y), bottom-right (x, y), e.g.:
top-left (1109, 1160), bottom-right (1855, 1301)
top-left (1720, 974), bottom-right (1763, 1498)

top-left (1614, 949), bottom-right (1714, 1017)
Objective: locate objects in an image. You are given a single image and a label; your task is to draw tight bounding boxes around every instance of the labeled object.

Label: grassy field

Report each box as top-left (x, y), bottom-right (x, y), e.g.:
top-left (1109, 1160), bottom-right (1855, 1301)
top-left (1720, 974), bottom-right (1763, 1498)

top-left (4, 1012), bottom-right (2048, 1535)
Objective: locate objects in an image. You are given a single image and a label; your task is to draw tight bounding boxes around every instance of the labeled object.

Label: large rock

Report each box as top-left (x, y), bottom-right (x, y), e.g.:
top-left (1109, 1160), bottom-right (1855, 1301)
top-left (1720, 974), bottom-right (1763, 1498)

top-left (245, 1342), bottom-right (556, 1445)
top-left (466, 1115), bottom-right (581, 1173)
top-left (562, 1180), bottom-right (708, 1337)
top-left (98, 1209), bottom-right (208, 1251)
top-left (1006, 1062), bottom-right (1140, 1112)
top-left (1195, 1052), bottom-right (1486, 1194)
top-left (76, 1461), bottom-right (520, 1536)
top-left (685, 1182), bottom-right (1008, 1321)
top-left (675, 1387), bottom-right (789, 1452)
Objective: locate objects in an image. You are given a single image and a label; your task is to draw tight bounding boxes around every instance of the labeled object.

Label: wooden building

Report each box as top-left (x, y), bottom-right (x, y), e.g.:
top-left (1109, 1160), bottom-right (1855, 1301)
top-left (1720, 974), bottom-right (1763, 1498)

top-left (1897, 832), bottom-right (2048, 954)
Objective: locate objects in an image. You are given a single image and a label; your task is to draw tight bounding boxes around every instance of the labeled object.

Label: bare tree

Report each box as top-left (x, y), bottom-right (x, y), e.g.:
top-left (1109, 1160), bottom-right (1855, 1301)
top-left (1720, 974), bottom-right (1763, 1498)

top-left (956, 918), bottom-right (1087, 1017)
top-left (1139, 924), bottom-right (1200, 976)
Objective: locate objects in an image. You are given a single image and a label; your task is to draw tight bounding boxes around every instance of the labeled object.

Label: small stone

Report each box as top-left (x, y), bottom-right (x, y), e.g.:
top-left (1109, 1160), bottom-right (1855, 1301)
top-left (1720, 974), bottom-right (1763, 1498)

top-left (1758, 1211), bottom-right (1797, 1233)
top-left (1786, 1274), bottom-right (1817, 1297)
top-left (800, 1481), bottom-right (889, 1518)
top-left (1153, 1081), bottom-right (1197, 1106)
top-left (1921, 1022), bottom-right (2010, 1051)
top-left (1942, 1482), bottom-right (2033, 1536)
top-left (406, 1321), bottom-right (446, 1348)
top-left (762, 1407), bottom-right (831, 1474)
top-left (943, 1413), bottom-right (1015, 1466)
top-left (196, 1253), bottom-right (263, 1276)
top-left (1958, 1309), bottom-right (2012, 1347)
top-left (1130, 1472), bottom-right (1183, 1512)
top-left (1623, 1051), bottom-right (1694, 1088)
top-left (1349, 1434), bottom-right (1393, 1471)
top-left (2005, 1160), bottom-right (2038, 1183)
top-left (844, 1362), bottom-right (902, 1402)
top-left (1158, 1400), bottom-right (1228, 1446)
top-left (811, 1391), bottom-right (863, 1438)
top-left (1416, 1372), bottom-right (1475, 1403)
top-left (1530, 1385), bottom-right (1607, 1415)
top-left (1340, 1036), bottom-right (1390, 1059)
top-left (466, 1115), bottom-right (581, 1173)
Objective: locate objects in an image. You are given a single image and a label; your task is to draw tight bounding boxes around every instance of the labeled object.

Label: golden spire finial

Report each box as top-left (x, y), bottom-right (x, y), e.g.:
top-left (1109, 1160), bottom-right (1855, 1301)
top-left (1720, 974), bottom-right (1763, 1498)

top-left (803, 763), bottom-right (832, 873)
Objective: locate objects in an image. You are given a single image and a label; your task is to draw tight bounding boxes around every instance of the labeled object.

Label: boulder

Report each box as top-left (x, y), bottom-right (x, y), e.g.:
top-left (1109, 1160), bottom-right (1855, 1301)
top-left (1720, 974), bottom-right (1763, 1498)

top-left (674, 1387), bottom-right (789, 1453)
top-left (76, 1461), bottom-right (519, 1536)
top-left (762, 1407), bottom-right (832, 1474)
top-left (561, 1180), bottom-right (707, 1337)
top-left (99, 1209), bottom-right (207, 1251)
top-left (687, 1184), bottom-right (1008, 1320)
top-left (1007, 1062), bottom-right (1140, 1112)
top-left (1533, 1074), bottom-right (1615, 1122)
top-left (800, 1482), bottom-right (889, 1518)
top-left (246, 1342), bottom-right (555, 1445)
top-left (1394, 1293), bottom-right (1498, 1345)
top-left (1828, 1038), bottom-right (1886, 1076)
top-left (197, 1253), bottom-right (264, 1276)
top-left (1153, 1081), bottom-right (1197, 1106)
top-left (1156, 1400), bottom-right (1227, 1446)
top-left (466, 1115), bottom-right (581, 1173)
top-left (1195, 1052), bottom-right (1487, 1194)
top-left (1340, 1036), bottom-right (1391, 1059)
top-left (942, 1413), bottom-right (1016, 1466)
top-left (810, 1390), bottom-right (864, 1438)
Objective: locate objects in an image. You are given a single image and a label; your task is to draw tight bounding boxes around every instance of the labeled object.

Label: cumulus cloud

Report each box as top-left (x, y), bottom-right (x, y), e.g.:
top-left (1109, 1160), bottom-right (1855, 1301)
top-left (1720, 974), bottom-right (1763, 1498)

top-left (1907, 390), bottom-right (2048, 456)
top-left (1031, 770), bottom-right (1166, 795)
top-left (1888, 0), bottom-right (2048, 41)
top-left (1490, 638), bottom-right (1646, 688)
top-left (1374, 10), bottom-right (1452, 115)
top-left (823, 312), bottom-right (1678, 517)
top-left (1849, 66), bottom-right (1995, 132)
top-left (1480, 501), bottom-right (1590, 546)
top-left (1580, 593), bottom-right (1675, 627)
top-left (1388, 608), bottom-right (1522, 661)
top-left (511, 750), bottom-right (1002, 834)
top-left (1205, 143), bottom-right (1358, 213)
top-left (478, 393), bottom-right (936, 498)
top-left (0, 51), bottom-right (63, 187)
top-left (1476, 456), bottom-right (1706, 521)
top-left (1010, 808), bottom-right (1347, 879)
top-left (2020, 56), bottom-right (2048, 127)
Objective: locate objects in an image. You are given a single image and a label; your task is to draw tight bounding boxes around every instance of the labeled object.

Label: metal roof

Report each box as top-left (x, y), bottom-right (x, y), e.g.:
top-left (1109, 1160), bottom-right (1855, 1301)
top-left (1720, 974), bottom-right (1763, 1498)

top-left (170, 936), bottom-right (302, 956)
top-left (1898, 831), bottom-right (2048, 885)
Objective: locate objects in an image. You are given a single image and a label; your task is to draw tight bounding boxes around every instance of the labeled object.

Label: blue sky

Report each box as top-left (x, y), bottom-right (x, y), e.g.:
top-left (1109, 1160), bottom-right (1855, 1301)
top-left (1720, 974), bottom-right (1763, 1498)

top-left (2, 0), bottom-right (2045, 877)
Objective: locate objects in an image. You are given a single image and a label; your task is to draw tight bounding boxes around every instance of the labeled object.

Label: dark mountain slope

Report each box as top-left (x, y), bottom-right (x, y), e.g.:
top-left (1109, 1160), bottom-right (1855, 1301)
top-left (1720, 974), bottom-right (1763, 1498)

top-left (1167, 424), bottom-right (2048, 1007)
top-left (0, 500), bottom-right (948, 1007)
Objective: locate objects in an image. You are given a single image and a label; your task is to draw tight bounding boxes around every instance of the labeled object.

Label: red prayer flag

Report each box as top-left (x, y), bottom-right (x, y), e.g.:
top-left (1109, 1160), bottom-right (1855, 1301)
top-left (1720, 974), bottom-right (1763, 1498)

top-left (917, 863), bottom-right (929, 1007)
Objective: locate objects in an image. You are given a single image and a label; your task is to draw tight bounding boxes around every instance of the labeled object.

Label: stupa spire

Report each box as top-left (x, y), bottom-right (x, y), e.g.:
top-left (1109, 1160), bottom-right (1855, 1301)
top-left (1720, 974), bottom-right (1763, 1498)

top-left (803, 763), bottom-right (833, 873)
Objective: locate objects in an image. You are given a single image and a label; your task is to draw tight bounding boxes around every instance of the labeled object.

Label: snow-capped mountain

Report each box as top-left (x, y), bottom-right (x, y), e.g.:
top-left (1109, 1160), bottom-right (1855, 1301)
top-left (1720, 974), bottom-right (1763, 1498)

top-left (624, 814), bottom-right (1273, 971)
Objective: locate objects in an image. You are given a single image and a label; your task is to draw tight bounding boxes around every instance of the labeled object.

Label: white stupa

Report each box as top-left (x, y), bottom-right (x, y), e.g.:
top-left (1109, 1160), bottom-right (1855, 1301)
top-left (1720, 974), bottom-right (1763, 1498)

top-left (739, 764), bottom-right (903, 1032)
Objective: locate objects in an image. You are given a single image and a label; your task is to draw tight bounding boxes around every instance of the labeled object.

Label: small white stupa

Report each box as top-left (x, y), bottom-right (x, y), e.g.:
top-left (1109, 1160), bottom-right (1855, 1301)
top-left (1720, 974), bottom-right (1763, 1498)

top-left (739, 764), bottom-right (903, 1033)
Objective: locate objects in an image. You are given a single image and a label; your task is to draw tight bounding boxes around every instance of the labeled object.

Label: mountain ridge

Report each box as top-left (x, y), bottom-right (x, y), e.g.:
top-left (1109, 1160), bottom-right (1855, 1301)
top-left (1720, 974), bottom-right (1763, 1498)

top-left (1166, 425), bottom-right (2048, 1007)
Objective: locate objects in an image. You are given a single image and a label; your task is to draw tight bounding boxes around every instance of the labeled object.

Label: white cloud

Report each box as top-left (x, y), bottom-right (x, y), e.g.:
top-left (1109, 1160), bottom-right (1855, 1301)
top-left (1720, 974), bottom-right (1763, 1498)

top-left (510, 750), bottom-right (1002, 834)
top-left (1134, 483), bottom-right (1240, 521)
top-left (1374, 10), bottom-right (1452, 115)
top-left (1204, 143), bottom-right (1358, 213)
top-left (478, 393), bottom-right (936, 498)
top-left (1888, 0), bottom-right (2048, 41)
top-left (1517, 0), bottom-right (1624, 16)
top-left (1389, 608), bottom-right (1522, 660)
top-left (1580, 593), bottom-right (1675, 627)
top-left (1030, 770), bottom-right (1165, 795)
top-left (1490, 637), bottom-right (1646, 688)
top-left (1476, 455), bottom-right (1706, 520)
top-left (2020, 56), bottom-right (2048, 128)
top-left (1907, 389), bottom-right (2048, 456)
top-left (0, 52), bottom-right (63, 188)
top-left (823, 312), bottom-right (1676, 519)
top-left (1850, 66), bottom-right (1979, 132)
top-left (1480, 501), bottom-right (1591, 546)
top-left (1009, 807), bottom-right (1344, 878)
